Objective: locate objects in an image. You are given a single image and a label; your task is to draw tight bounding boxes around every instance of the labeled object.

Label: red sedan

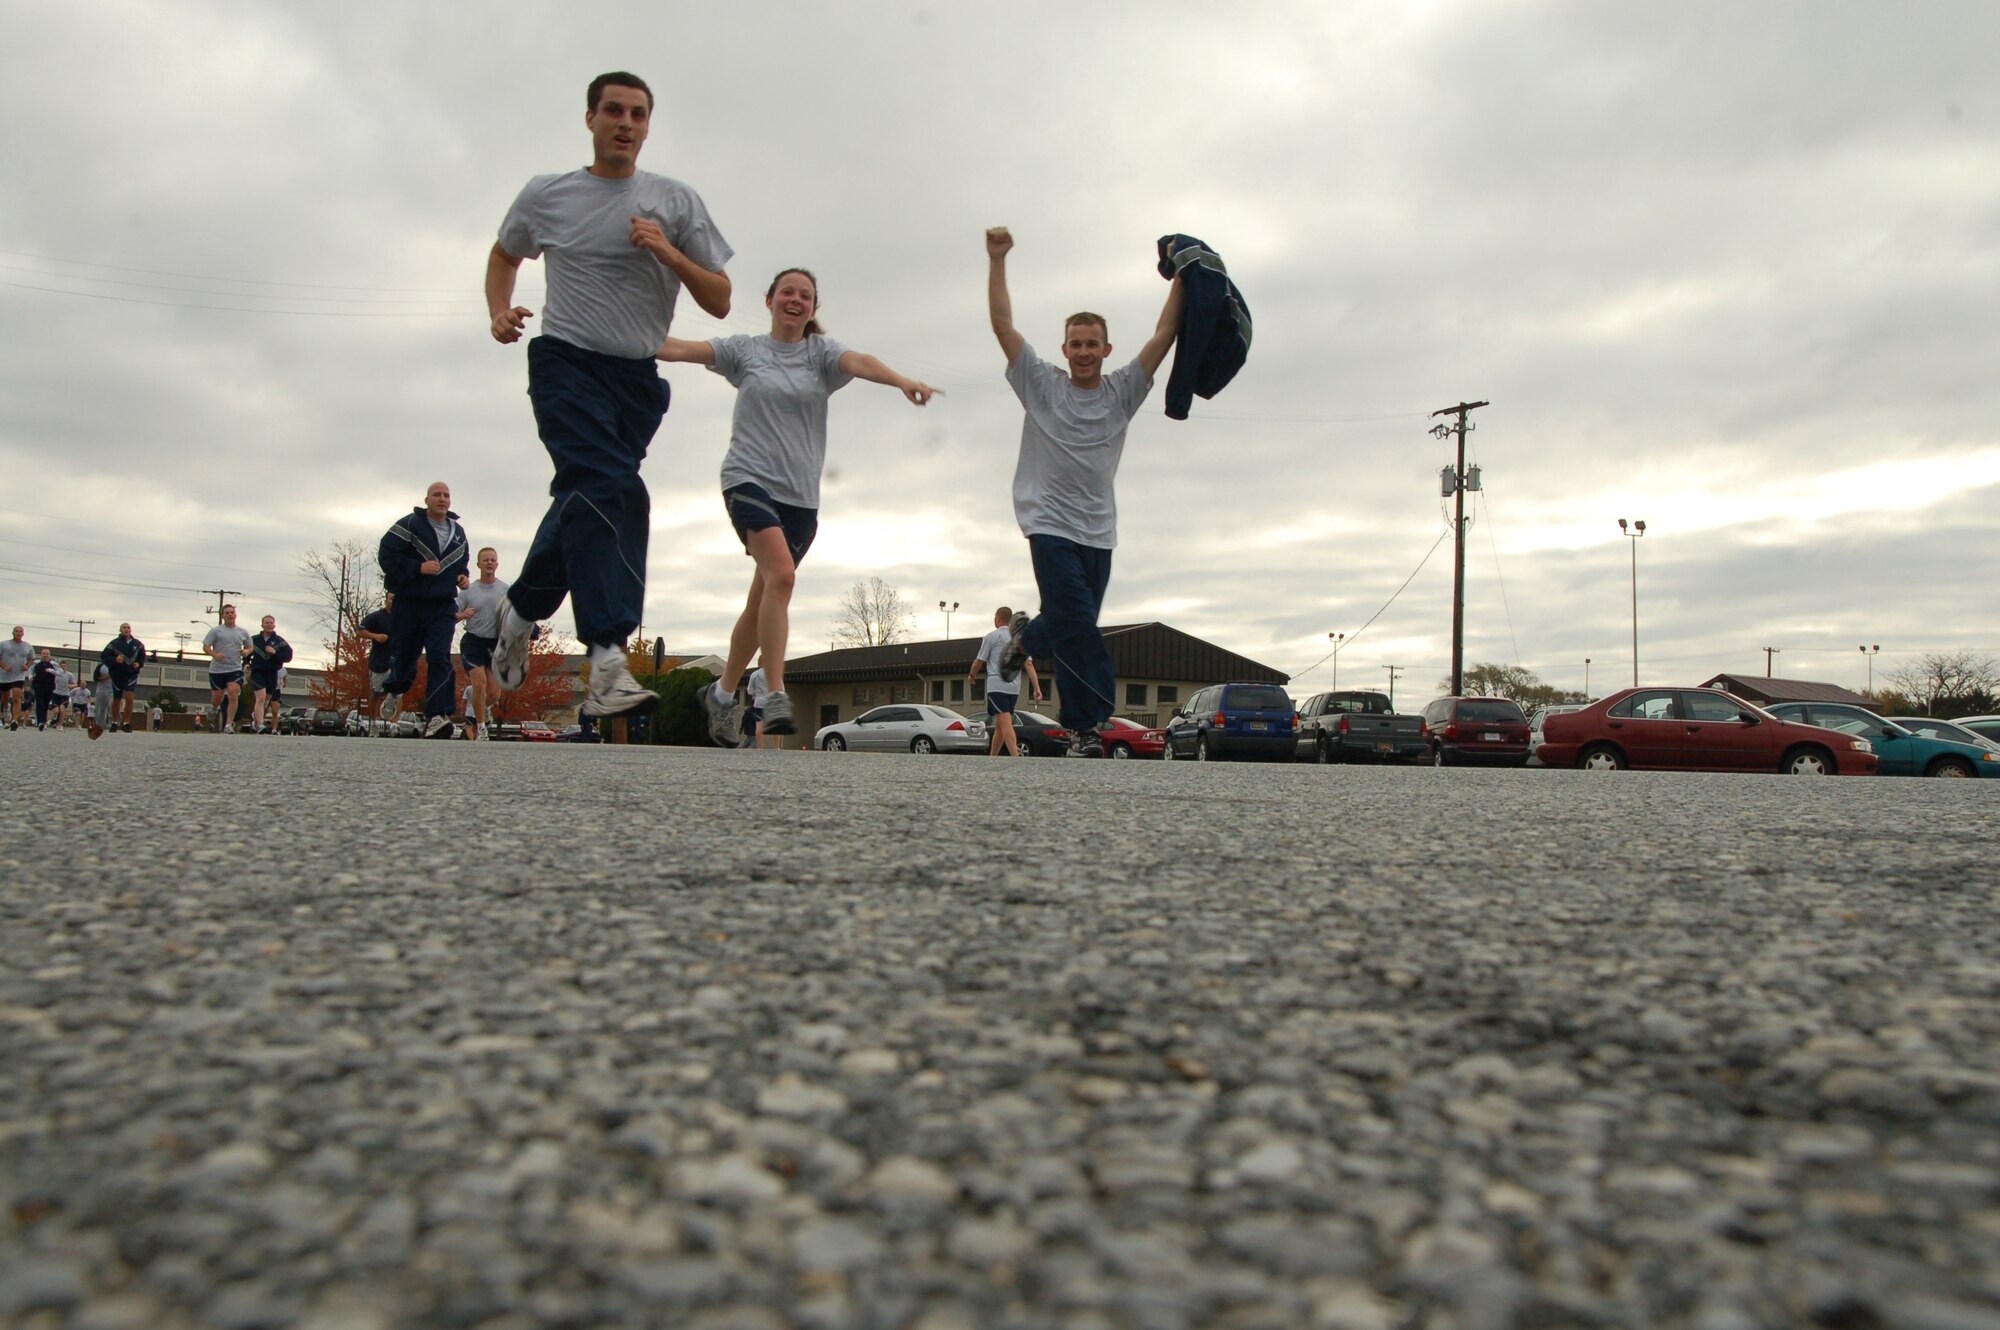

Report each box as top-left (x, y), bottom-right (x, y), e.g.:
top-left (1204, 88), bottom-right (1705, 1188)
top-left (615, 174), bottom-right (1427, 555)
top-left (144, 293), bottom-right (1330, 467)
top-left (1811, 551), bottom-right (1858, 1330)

top-left (1538, 687), bottom-right (1878, 775)
top-left (1099, 716), bottom-right (1168, 759)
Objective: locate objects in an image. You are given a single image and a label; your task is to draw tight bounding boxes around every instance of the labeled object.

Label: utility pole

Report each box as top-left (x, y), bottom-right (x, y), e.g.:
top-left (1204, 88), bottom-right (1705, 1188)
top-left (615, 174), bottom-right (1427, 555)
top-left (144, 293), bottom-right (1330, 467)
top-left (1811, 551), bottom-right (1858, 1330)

top-left (1382, 664), bottom-right (1403, 710)
top-left (69, 618), bottom-right (96, 680)
top-left (1762, 646), bottom-right (1780, 677)
top-left (1584, 657), bottom-right (1591, 699)
top-left (337, 554), bottom-right (353, 713)
top-left (203, 589), bottom-right (242, 622)
top-left (1328, 632), bottom-right (1344, 689)
top-left (1430, 400), bottom-right (1490, 696)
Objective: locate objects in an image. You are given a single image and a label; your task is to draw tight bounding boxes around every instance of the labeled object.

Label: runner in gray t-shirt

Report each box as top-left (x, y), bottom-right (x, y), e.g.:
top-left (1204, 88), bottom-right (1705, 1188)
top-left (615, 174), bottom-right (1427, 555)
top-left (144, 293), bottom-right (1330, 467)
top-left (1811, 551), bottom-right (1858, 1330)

top-left (485, 71), bottom-right (733, 725)
top-left (202, 605), bottom-right (253, 734)
top-left (985, 225), bottom-right (1185, 756)
top-left (970, 605), bottom-right (1044, 757)
top-left (0, 626), bottom-right (32, 730)
top-left (454, 546), bottom-right (510, 740)
top-left (658, 267), bottom-right (939, 748)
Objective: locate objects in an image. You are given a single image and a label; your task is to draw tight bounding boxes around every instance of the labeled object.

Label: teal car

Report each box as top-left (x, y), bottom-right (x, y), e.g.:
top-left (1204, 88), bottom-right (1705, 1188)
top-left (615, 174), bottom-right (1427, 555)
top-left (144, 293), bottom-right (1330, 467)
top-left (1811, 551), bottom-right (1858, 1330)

top-left (1765, 703), bottom-right (2000, 779)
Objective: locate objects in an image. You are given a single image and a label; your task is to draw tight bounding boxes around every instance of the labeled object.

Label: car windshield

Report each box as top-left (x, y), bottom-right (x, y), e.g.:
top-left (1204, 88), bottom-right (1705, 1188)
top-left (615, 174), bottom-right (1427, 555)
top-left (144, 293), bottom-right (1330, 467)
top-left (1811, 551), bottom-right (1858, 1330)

top-left (1898, 718), bottom-right (1990, 747)
top-left (1458, 700), bottom-right (1525, 722)
top-left (1225, 686), bottom-right (1292, 711)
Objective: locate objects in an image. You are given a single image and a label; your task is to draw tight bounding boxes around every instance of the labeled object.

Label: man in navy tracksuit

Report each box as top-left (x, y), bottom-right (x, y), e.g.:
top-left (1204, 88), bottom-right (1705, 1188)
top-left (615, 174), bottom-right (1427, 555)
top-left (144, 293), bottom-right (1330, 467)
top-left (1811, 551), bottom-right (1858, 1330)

top-left (99, 623), bottom-right (148, 733)
top-left (379, 481), bottom-right (471, 739)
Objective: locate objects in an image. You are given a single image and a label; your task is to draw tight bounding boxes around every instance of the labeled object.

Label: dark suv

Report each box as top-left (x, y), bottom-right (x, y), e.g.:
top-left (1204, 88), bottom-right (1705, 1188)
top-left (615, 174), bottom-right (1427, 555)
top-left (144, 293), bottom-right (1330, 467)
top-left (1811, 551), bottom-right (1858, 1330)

top-left (1420, 696), bottom-right (1530, 767)
top-left (1165, 682), bottom-right (1298, 762)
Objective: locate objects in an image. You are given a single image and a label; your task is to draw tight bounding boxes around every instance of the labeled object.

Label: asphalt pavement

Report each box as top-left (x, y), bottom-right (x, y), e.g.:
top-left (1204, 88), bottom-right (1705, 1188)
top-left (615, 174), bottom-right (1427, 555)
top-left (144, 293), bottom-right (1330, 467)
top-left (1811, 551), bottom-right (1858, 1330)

top-left (3, 731), bottom-right (1998, 1330)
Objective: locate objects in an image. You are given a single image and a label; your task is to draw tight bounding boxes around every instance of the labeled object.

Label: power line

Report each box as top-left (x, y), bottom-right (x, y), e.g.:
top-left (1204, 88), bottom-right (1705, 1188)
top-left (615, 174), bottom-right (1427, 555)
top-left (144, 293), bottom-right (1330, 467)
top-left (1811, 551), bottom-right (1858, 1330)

top-left (0, 280), bottom-right (487, 318)
top-left (1291, 528), bottom-right (1451, 682)
top-left (0, 247), bottom-right (487, 294)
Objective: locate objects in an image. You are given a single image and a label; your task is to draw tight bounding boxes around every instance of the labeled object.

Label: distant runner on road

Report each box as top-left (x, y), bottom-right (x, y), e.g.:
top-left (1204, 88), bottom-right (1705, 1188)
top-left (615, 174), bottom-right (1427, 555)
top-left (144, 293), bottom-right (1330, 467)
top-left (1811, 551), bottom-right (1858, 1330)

top-left (202, 605), bottom-right (253, 734)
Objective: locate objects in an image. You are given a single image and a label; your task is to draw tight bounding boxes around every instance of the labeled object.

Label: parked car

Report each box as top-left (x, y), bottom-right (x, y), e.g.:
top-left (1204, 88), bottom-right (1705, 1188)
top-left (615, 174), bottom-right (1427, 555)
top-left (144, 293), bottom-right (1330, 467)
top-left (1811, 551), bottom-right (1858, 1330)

top-left (1005, 710), bottom-right (1072, 756)
top-left (557, 723), bottom-right (600, 744)
top-left (816, 704), bottom-right (988, 754)
top-left (1163, 682), bottom-right (1298, 762)
top-left (1762, 704), bottom-right (2000, 779)
top-left (1538, 688), bottom-right (1879, 775)
top-left (517, 721), bottom-right (558, 743)
top-left (308, 708), bottom-right (346, 737)
top-left (1295, 690), bottom-right (1427, 764)
top-left (1949, 714), bottom-right (2000, 746)
top-left (1527, 703), bottom-right (1588, 765)
top-left (1099, 716), bottom-right (1167, 759)
top-left (1892, 717), bottom-right (2000, 752)
top-left (1421, 696), bottom-right (1532, 767)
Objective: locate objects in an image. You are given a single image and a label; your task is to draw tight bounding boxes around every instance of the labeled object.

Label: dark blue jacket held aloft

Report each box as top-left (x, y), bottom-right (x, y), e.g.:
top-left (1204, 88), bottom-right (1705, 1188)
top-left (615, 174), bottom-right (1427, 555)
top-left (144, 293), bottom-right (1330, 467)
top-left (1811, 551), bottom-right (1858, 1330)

top-left (1156, 234), bottom-right (1252, 421)
top-left (379, 508), bottom-right (470, 602)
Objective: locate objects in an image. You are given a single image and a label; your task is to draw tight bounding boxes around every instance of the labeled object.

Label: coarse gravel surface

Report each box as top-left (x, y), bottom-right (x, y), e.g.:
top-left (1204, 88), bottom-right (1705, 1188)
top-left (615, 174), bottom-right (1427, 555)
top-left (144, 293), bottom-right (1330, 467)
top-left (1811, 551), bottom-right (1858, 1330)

top-left (3, 731), bottom-right (1999, 1330)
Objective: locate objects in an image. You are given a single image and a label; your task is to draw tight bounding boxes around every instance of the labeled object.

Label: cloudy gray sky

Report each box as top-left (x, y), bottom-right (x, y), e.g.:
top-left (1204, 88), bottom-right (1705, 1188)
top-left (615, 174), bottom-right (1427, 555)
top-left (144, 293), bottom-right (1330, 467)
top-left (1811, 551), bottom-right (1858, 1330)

top-left (4, 1), bottom-right (1993, 700)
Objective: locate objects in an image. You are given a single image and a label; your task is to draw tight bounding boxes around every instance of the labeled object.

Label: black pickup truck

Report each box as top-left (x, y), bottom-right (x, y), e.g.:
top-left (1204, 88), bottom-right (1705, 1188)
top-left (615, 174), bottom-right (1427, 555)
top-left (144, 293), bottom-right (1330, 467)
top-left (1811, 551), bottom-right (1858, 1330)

top-left (1295, 690), bottom-right (1428, 763)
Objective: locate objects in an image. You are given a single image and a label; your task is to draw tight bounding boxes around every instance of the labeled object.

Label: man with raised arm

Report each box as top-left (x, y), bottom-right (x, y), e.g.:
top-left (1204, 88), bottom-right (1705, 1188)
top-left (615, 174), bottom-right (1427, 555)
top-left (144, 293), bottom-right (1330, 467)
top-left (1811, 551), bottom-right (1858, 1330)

top-left (985, 226), bottom-right (1182, 757)
top-left (484, 71), bottom-right (733, 723)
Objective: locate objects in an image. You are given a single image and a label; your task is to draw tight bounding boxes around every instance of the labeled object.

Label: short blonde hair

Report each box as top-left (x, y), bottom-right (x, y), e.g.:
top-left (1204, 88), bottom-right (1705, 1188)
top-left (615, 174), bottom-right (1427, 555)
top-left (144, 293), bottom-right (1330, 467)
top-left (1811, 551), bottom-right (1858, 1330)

top-left (1064, 312), bottom-right (1109, 340)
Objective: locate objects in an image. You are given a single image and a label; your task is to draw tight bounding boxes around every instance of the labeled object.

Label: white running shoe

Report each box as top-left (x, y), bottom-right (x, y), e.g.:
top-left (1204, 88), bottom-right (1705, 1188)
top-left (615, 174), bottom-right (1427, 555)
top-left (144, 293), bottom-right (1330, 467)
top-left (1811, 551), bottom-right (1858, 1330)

top-left (492, 601), bottom-right (534, 692)
top-left (424, 715), bottom-right (453, 739)
top-left (582, 654), bottom-right (659, 720)
top-left (762, 690), bottom-right (796, 736)
top-left (700, 683), bottom-right (744, 747)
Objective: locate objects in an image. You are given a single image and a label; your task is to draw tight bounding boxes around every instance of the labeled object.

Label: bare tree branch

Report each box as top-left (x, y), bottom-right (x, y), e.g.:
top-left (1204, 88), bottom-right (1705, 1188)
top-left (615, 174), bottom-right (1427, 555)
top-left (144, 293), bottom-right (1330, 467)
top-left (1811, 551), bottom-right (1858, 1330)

top-left (297, 539), bottom-right (380, 638)
top-left (831, 577), bottom-right (916, 648)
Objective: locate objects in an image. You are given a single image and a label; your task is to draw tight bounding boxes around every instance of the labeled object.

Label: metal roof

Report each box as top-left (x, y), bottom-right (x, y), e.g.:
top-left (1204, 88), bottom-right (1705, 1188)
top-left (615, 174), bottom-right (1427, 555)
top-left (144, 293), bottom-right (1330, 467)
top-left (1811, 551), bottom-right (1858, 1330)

top-left (784, 622), bottom-right (1288, 686)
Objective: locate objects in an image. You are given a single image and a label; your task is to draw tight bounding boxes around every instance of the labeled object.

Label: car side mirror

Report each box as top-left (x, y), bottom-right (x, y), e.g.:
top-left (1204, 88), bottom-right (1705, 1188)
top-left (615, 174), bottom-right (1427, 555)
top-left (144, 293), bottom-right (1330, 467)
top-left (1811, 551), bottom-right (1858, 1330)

top-left (1881, 726), bottom-right (1898, 739)
top-left (1740, 712), bottom-right (1760, 725)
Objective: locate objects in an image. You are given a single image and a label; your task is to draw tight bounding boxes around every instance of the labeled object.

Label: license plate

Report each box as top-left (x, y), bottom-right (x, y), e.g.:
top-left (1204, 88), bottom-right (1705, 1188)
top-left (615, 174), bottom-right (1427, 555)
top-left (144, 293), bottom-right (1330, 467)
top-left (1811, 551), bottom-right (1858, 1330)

top-left (1375, 741), bottom-right (1394, 752)
top-left (1482, 731), bottom-right (1501, 741)
top-left (1248, 721), bottom-right (1268, 732)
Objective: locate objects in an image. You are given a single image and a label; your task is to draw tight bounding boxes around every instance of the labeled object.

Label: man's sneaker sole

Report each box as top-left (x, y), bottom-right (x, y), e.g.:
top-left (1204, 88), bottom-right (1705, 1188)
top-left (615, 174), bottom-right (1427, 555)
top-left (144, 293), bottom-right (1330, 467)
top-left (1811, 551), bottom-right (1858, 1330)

top-left (583, 688), bottom-right (659, 720)
top-left (762, 692), bottom-right (796, 736)
top-left (492, 603), bottom-right (532, 692)
top-left (425, 716), bottom-right (454, 739)
top-left (999, 612), bottom-right (1030, 683)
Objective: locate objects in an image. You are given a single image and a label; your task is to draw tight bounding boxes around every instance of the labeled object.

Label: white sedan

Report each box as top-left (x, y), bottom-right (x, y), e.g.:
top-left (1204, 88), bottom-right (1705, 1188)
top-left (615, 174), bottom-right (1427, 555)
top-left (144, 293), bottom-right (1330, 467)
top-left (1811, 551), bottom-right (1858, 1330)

top-left (815, 704), bottom-right (988, 754)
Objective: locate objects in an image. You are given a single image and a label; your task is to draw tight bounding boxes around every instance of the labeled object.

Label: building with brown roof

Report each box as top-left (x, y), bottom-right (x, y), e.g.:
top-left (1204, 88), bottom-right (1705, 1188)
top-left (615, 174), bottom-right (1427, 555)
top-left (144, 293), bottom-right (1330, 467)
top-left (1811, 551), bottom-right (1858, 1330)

top-left (778, 622), bottom-right (1289, 745)
top-left (1701, 673), bottom-right (1880, 712)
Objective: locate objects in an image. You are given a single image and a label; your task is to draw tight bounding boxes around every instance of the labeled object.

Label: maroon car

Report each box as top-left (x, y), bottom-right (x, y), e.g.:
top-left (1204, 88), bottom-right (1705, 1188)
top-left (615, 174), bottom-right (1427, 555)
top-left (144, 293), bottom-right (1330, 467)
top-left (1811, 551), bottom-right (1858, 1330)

top-left (1537, 687), bottom-right (1880, 775)
top-left (1098, 716), bottom-right (1167, 759)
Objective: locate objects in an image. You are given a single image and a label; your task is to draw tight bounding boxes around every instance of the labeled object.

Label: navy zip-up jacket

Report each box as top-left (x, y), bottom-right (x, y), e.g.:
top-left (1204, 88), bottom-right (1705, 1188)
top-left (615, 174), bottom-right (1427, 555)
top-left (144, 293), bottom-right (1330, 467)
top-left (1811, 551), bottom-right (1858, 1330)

top-left (379, 508), bottom-right (470, 602)
top-left (1156, 233), bottom-right (1252, 421)
top-left (248, 632), bottom-right (293, 677)
top-left (101, 634), bottom-right (147, 677)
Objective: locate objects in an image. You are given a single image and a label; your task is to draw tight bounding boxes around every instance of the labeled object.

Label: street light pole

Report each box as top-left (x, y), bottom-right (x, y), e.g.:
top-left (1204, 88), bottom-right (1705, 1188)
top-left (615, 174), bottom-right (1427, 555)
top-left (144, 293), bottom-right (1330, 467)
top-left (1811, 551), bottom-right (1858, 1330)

top-left (1860, 643), bottom-right (1880, 693)
top-left (1584, 657), bottom-right (1591, 698)
top-left (1328, 632), bottom-right (1344, 689)
top-left (1618, 518), bottom-right (1646, 687)
top-left (939, 600), bottom-right (958, 638)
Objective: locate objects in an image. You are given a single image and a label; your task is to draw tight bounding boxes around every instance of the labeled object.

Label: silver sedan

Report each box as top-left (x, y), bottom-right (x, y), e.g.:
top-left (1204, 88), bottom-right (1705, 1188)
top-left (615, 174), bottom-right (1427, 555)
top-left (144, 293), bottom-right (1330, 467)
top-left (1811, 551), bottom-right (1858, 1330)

top-left (815, 704), bottom-right (988, 754)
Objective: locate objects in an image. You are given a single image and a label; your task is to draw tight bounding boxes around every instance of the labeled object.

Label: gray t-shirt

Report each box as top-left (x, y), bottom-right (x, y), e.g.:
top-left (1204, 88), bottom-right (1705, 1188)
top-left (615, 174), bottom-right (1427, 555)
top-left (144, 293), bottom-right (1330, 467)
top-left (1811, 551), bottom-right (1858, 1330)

top-left (0, 639), bottom-right (31, 683)
top-left (975, 628), bottom-right (1018, 696)
top-left (1006, 343), bottom-right (1153, 549)
top-left (203, 624), bottom-right (252, 674)
top-left (709, 334), bottom-right (852, 508)
top-left (498, 168), bottom-right (733, 360)
top-left (457, 577), bottom-right (510, 637)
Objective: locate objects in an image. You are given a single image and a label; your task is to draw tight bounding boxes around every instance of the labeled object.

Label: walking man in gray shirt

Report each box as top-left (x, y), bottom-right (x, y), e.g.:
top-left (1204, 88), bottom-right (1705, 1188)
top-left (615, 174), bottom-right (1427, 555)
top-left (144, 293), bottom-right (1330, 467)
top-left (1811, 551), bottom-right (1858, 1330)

top-left (985, 226), bottom-right (1183, 756)
top-left (0, 626), bottom-right (32, 731)
top-left (484, 70), bottom-right (733, 722)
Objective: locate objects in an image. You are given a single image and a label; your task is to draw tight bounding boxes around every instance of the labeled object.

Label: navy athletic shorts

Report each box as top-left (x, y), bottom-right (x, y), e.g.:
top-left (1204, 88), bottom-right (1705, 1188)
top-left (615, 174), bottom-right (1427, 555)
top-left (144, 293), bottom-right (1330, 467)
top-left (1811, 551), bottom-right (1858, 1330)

top-left (210, 670), bottom-right (243, 690)
top-left (461, 633), bottom-right (497, 669)
top-left (986, 691), bottom-right (1019, 716)
top-left (724, 482), bottom-right (818, 566)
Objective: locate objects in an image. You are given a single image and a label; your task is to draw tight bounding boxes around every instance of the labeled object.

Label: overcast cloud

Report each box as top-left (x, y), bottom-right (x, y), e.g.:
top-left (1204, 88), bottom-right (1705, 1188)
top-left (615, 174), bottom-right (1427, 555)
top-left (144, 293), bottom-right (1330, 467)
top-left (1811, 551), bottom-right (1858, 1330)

top-left (3, 1), bottom-right (1993, 699)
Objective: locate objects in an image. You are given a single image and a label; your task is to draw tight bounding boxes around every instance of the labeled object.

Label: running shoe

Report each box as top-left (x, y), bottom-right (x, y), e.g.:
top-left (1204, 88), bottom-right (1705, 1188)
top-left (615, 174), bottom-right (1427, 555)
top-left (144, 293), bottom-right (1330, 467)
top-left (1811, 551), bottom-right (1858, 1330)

top-left (491, 601), bottom-right (534, 692)
top-left (224, 724), bottom-right (236, 734)
top-left (762, 690), bottom-right (797, 736)
top-left (582, 654), bottom-right (659, 720)
top-left (378, 692), bottom-right (402, 721)
top-left (424, 715), bottom-right (453, 739)
top-left (700, 682), bottom-right (744, 747)
top-left (998, 611), bottom-right (1031, 683)
top-left (1067, 728), bottom-right (1103, 758)
top-left (88, 721), bottom-right (103, 741)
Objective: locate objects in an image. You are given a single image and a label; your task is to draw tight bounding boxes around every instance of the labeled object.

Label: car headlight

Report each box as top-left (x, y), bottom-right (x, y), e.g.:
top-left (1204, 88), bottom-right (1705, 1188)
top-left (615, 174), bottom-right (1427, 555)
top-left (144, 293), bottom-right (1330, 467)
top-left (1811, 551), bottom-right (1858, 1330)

top-left (1983, 752), bottom-right (2000, 762)
top-left (1848, 739), bottom-right (1872, 752)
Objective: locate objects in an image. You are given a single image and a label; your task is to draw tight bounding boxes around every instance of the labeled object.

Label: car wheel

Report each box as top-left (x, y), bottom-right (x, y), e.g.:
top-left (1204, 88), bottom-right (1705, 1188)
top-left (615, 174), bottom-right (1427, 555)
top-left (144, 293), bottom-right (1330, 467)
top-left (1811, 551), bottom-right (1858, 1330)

top-left (1927, 757), bottom-right (1975, 779)
top-left (1197, 734), bottom-right (1216, 762)
top-left (823, 734), bottom-right (846, 751)
top-left (911, 735), bottom-right (936, 754)
top-left (1315, 736), bottom-right (1332, 765)
top-left (1161, 739), bottom-right (1176, 761)
top-left (1110, 742), bottom-right (1132, 759)
top-left (1782, 746), bottom-right (1832, 776)
top-left (1432, 744), bottom-right (1449, 768)
top-left (1577, 744), bottom-right (1625, 771)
